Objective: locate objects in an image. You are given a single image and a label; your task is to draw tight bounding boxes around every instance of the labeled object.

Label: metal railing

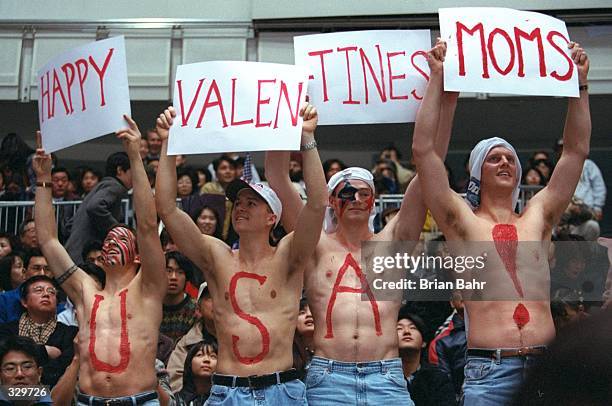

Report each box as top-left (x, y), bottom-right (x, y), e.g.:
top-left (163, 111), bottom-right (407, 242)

top-left (0, 186), bottom-right (543, 235)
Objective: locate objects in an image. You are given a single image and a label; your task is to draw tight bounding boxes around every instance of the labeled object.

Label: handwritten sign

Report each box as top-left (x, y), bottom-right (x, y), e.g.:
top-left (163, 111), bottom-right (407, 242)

top-left (439, 7), bottom-right (579, 97)
top-left (294, 30), bottom-right (431, 125)
top-left (37, 36), bottom-right (130, 152)
top-left (168, 61), bottom-right (308, 155)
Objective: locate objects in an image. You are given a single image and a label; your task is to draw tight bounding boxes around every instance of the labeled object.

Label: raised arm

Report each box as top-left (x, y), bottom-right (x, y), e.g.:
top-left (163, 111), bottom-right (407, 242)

top-left (116, 116), bottom-right (166, 297)
top-left (286, 104), bottom-right (327, 267)
top-left (34, 132), bottom-right (91, 302)
top-left (154, 108), bottom-right (225, 274)
top-left (264, 152), bottom-right (304, 233)
top-left (530, 43), bottom-right (591, 224)
top-left (411, 40), bottom-right (471, 236)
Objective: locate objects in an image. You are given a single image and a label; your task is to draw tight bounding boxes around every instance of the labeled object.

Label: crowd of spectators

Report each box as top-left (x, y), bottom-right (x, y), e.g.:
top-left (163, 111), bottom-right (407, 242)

top-left (0, 129), bottom-right (610, 405)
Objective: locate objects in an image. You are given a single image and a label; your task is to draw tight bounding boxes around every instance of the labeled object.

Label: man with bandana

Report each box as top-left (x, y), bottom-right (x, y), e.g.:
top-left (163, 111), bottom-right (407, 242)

top-left (155, 103), bottom-right (327, 405)
top-left (33, 115), bottom-right (167, 404)
top-left (412, 40), bottom-right (591, 404)
top-left (265, 95), bottom-right (457, 405)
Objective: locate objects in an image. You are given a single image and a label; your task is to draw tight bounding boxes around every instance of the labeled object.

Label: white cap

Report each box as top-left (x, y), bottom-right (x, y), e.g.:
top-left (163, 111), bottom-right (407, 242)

top-left (226, 180), bottom-right (282, 226)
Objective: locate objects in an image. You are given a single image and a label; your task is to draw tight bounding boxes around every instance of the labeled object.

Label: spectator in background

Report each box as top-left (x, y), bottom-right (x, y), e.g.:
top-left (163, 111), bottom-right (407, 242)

top-left (64, 152), bottom-right (132, 264)
top-left (550, 288), bottom-right (589, 333)
top-left (168, 282), bottom-right (216, 392)
top-left (51, 167), bottom-right (78, 202)
top-left (532, 158), bottom-right (554, 183)
top-left (0, 253), bottom-right (25, 292)
top-left (200, 155), bottom-right (237, 195)
top-left (322, 158), bottom-right (346, 182)
top-left (191, 205), bottom-right (223, 240)
top-left (397, 309), bottom-right (455, 406)
top-left (81, 240), bottom-right (104, 269)
top-left (522, 166), bottom-right (546, 187)
top-left (160, 228), bottom-right (179, 254)
top-left (557, 198), bottom-right (600, 241)
top-left (173, 339), bottom-right (218, 406)
top-left (161, 252), bottom-right (197, 343)
top-left (19, 219), bottom-right (38, 250)
top-left (555, 138), bottom-right (607, 220)
top-left (379, 144), bottom-right (415, 188)
top-left (76, 167), bottom-right (101, 198)
top-left (528, 150), bottom-right (551, 166)
top-left (175, 154), bottom-right (187, 169)
top-left (0, 133), bottom-right (33, 182)
top-left (207, 152), bottom-right (261, 184)
top-left (0, 336), bottom-right (53, 404)
top-left (0, 169), bottom-right (5, 199)
top-left (145, 128), bottom-right (162, 162)
top-left (293, 298), bottom-right (314, 379)
top-left (147, 157), bottom-right (160, 174)
top-left (139, 137), bottom-right (149, 161)
top-left (373, 159), bottom-right (400, 195)
top-left (195, 167), bottom-right (211, 190)
top-left (0, 233), bottom-right (14, 259)
top-left (176, 168), bottom-right (198, 199)
top-left (0, 275), bottom-right (77, 387)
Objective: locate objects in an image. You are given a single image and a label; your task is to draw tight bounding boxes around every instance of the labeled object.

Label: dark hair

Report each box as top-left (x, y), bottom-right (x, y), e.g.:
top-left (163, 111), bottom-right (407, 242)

top-left (23, 248), bottom-right (44, 269)
top-left (0, 253), bottom-right (24, 291)
top-left (299, 297), bottom-right (308, 311)
top-left (51, 167), bottom-right (70, 179)
top-left (375, 159), bottom-right (398, 180)
top-left (397, 307), bottom-right (428, 343)
top-left (165, 251), bottom-right (196, 284)
top-left (79, 262), bottom-right (106, 288)
top-left (18, 218), bottom-right (35, 238)
top-left (20, 274), bottom-right (56, 300)
top-left (191, 205), bottom-right (223, 239)
top-left (105, 152), bottom-right (130, 178)
top-left (212, 155), bottom-right (236, 172)
top-left (522, 166), bottom-right (546, 186)
top-left (176, 168), bottom-right (198, 196)
top-left (0, 232), bottom-right (15, 251)
top-left (382, 144), bottom-right (402, 160)
top-left (323, 159), bottom-right (347, 176)
top-left (180, 338), bottom-right (218, 397)
top-left (0, 335), bottom-right (44, 367)
top-left (81, 240), bottom-right (103, 264)
top-left (195, 167), bottom-right (212, 186)
top-left (160, 229), bottom-right (173, 249)
top-left (0, 133), bottom-right (34, 173)
top-left (77, 167), bottom-right (102, 195)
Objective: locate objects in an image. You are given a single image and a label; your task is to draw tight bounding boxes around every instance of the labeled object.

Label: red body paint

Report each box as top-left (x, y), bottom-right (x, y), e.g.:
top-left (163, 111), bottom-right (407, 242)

top-left (229, 271), bottom-right (270, 365)
top-left (88, 289), bottom-right (131, 373)
top-left (325, 253), bottom-right (382, 338)
top-left (492, 224), bottom-right (530, 329)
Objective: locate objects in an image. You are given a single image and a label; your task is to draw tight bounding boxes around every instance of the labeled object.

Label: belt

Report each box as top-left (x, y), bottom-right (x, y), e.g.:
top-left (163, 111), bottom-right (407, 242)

top-left (77, 391), bottom-right (158, 406)
top-left (212, 369), bottom-right (299, 389)
top-left (467, 346), bottom-right (547, 359)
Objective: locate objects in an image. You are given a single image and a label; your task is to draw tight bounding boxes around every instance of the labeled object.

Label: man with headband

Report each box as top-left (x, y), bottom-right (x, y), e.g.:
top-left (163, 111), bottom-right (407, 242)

top-left (34, 116), bottom-right (167, 404)
top-left (412, 39), bottom-right (591, 404)
top-left (155, 103), bottom-right (327, 405)
top-left (265, 91), bottom-right (458, 405)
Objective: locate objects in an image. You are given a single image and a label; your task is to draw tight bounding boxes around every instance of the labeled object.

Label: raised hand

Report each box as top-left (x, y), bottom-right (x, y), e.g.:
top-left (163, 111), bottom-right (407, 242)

top-left (156, 107), bottom-right (176, 141)
top-left (300, 102), bottom-right (318, 136)
top-left (569, 42), bottom-right (589, 84)
top-left (427, 38), bottom-right (447, 75)
top-left (32, 131), bottom-right (53, 179)
top-left (116, 115), bottom-right (142, 156)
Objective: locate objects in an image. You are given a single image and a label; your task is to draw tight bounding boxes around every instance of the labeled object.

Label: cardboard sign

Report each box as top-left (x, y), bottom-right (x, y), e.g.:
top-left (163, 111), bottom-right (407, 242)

top-left (168, 61), bottom-right (308, 155)
top-left (294, 30), bottom-right (431, 125)
top-left (37, 36), bottom-right (130, 152)
top-left (439, 7), bottom-right (579, 97)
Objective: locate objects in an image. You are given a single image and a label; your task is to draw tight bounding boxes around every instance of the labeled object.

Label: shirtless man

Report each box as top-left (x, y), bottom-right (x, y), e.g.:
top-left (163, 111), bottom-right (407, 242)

top-left (265, 91), bottom-right (457, 405)
top-left (412, 40), bottom-right (591, 404)
top-left (34, 117), bottom-right (166, 405)
top-left (155, 103), bottom-right (326, 405)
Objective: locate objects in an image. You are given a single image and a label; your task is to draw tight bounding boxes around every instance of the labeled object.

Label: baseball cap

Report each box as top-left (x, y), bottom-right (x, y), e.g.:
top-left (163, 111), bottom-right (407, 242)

top-left (226, 179), bottom-right (282, 226)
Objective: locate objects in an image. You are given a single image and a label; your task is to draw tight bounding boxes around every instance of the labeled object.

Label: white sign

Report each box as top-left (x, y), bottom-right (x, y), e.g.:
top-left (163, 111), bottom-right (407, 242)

top-left (169, 61), bottom-right (308, 155)
top-left (37, 36), bottom-right (130, 152)
top-left (294, 30), bottom-right (431, 125)
top-left (439, 7), bottom-right (579, 97)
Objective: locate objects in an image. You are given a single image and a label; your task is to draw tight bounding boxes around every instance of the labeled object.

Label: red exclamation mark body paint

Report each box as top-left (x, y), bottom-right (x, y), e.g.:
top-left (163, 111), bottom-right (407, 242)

top-left (89, 289), bottom-right (131, 373)
top-left (492, 224), bottom-right (530, 329)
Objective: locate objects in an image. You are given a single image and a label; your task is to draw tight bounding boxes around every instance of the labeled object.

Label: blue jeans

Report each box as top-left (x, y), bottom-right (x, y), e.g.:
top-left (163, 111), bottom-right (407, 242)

top-left (305, 356), bottom-right (414, 406)
top-left (461, 354), bottom-right (543, 406)
top-left (205, 379), bottom-right (307, 405)
top-left (77, 391), bottom-right (159, 405)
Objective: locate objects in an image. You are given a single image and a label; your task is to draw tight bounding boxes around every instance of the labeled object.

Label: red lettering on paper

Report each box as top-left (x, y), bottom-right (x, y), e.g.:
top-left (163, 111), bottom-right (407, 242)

top-left (75, 59), bottom-right (89, 111)
top-left (229, 271), bottom-right (270, 365)
top-left (196, 79), bottom-right (228, 128)
top-left (89, 48), bottom-right (114, 107)
top-left (40, 71), bottom-right (50, 122)
top-left (456, 22), bottom-right (490, 78)
top-left (51, 69), bottom-right (70, 118)
top-left (487, 28), bottom-right (515, 75)
top-left (325, 253), bottom-right (382, 338)
top-left (359, 45), bottom-right (387, 103)
top-left (410, 51), bottom-right (429, 100)
top-left (256, 79), bottom-right (276, 127)
top-left (387, 51), bottom-right (407, 100)
top-left (514, 28), bottom-right (546, 78)
top-left (230, 78), bottom-right (254, 126)
top-left (177, 78), bottom-right (205, 127)
top-left (273, 81), bottom-right (304, 128)
top-left (337, 46), bottom-right (360, 105)
top-left (61, 63), bottom-right (76, 113)
top-left (308, 49), bottom-right (333, 102)
top-left (88, 289), bottom-right (131, 373)
top-left (547, 31), bottom-right (574, 81)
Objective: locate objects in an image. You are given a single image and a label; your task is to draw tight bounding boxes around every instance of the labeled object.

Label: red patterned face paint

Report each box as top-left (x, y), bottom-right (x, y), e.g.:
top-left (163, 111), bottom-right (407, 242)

top-left (229, 271), bottom-right (270, 365)
top-left (102, 226), bottom-right (137, 267)
top-left (88, 289), bottom-right (131, 373)
top-left (492, 224), bottom-right (530, 329)
top-left (325, 253), bottom-right (382, 338)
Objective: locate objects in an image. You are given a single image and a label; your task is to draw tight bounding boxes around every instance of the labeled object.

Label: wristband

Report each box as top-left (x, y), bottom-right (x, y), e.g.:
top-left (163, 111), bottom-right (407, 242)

top-left (300, 139), bottom-right (317, 151)
top-left (579, 83), bottom-right (588, 91)
top-left (36, 181), bottom-right (52, 188)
